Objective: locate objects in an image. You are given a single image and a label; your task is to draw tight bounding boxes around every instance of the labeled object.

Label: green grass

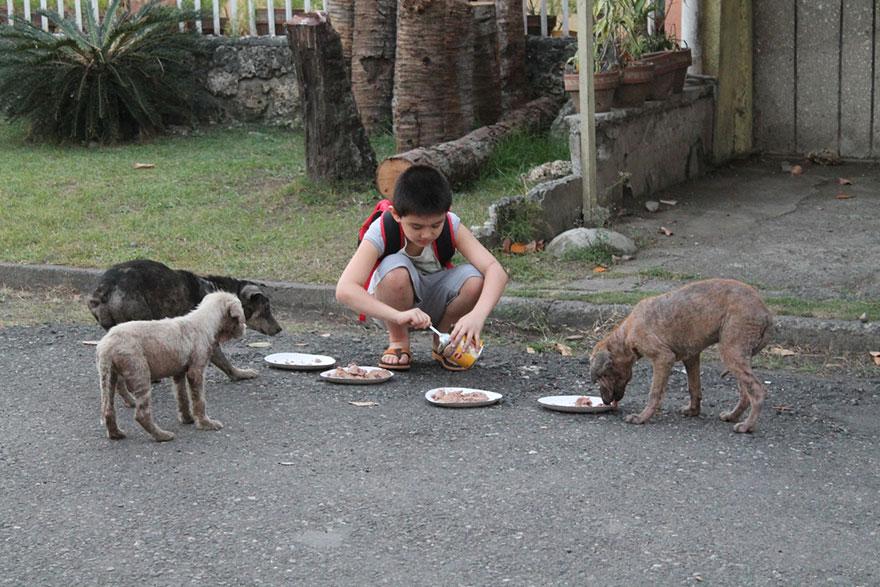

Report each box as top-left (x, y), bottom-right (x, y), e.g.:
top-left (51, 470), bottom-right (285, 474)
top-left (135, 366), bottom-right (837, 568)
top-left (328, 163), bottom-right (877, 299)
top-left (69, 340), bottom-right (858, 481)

top-left (0, 121), bottom-right (574, 284)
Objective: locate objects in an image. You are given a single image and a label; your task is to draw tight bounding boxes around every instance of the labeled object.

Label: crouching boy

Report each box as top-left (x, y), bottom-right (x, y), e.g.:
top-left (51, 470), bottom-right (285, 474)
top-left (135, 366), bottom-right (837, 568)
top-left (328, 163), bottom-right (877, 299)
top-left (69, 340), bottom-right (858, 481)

top-left (336, 165), bottom-right (508, 370)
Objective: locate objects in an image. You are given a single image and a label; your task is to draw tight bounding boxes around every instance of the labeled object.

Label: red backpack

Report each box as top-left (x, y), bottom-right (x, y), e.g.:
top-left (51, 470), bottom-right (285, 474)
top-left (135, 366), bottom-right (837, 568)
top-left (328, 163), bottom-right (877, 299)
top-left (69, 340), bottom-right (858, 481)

top-left (357, 199), bottom-right (456, 319)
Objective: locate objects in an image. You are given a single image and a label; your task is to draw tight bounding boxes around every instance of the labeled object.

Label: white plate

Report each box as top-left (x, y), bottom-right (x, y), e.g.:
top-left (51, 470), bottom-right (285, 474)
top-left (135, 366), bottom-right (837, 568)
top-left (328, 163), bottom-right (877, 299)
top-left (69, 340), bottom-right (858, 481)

top-left (265, 352), bottom-right (336, 371)
top-left (319, 365), bottom-right (394, 385)
top-left (538, 395), bottom-right (616, 413)
top-left (425, 387), bottom-right (502, 408)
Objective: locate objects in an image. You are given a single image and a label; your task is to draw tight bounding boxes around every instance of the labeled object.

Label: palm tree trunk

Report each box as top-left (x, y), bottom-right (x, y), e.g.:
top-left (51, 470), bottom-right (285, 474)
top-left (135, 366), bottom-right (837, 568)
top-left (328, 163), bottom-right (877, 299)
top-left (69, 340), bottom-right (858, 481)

top-left (351, 0), bottom-right (397, 134)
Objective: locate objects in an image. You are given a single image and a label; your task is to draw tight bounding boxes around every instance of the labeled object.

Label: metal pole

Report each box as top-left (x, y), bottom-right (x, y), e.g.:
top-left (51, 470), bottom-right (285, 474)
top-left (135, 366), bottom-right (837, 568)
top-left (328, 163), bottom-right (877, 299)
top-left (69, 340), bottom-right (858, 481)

top-left (576, 0), bottom-right (599, 225)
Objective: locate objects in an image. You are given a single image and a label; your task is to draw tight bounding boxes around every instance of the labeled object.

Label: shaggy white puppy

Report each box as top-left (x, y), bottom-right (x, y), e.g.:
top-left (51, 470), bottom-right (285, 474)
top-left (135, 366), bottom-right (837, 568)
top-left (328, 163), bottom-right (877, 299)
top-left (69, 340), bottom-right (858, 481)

top-left (96, 292), bottom-right (246, 441)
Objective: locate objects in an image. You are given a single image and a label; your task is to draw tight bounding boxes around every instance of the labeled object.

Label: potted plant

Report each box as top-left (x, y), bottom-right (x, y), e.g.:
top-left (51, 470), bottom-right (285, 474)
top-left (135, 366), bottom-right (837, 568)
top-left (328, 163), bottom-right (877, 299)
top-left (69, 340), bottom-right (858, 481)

top-left (563, 0), bottom-right (622, 114)
top-left (526, 0), bottom-right (557, 36)
top-left (612, 0), bottom-right (656, 108)
top-left (632, 0), bottom-right (689, 99)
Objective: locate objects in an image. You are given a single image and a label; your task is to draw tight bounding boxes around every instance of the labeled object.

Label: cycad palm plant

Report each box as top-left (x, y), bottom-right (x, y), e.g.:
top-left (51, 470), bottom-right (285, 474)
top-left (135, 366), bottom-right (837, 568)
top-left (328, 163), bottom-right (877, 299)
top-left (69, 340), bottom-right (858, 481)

top-left (0, 0), bottom-right (212, 143)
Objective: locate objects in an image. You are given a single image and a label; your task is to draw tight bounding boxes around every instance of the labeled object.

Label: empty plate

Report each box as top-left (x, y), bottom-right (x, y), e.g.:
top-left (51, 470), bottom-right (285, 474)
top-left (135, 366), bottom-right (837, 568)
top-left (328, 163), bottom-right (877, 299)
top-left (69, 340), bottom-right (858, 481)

top-left (265, 352), bottom-right (336, 371)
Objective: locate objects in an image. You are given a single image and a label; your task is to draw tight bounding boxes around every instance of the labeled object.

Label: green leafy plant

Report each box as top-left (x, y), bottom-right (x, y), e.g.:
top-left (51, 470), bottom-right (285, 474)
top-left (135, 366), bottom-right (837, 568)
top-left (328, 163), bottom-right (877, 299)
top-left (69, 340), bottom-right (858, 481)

top-left (0, 0), bottom-right (213, 143)
top-left (496, 199), bottom-right (549, 244)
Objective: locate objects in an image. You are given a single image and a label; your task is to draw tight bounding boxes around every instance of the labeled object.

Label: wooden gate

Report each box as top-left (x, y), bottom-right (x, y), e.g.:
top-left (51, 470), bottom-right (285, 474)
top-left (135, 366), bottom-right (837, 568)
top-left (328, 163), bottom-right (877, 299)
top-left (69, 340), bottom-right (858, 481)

top-left (754, 1), bottom-right (879, 158)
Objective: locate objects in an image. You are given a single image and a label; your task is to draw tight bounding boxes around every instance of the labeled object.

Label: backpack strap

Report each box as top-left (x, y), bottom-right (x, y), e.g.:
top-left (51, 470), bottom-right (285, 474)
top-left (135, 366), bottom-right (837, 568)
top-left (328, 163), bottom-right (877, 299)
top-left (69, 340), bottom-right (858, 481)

top-left (432, 212), bottom-right (456, 268)
top-left (379, 210), bottom-right (404, 258)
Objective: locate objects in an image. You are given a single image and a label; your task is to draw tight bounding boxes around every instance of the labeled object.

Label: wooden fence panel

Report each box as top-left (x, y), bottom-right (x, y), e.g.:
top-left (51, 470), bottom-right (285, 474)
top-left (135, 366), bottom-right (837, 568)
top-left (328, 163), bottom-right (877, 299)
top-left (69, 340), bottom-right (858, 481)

top-left (840, 0), bottom-right (874, 158)
top-left (754, 0), bottom-right (796, 154)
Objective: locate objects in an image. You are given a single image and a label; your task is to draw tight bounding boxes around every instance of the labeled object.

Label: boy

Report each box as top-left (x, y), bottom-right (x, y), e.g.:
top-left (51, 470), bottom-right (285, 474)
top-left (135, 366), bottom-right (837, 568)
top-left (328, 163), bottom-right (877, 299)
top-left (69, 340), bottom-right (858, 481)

top-left (336, 165), bottom-right (508, 371)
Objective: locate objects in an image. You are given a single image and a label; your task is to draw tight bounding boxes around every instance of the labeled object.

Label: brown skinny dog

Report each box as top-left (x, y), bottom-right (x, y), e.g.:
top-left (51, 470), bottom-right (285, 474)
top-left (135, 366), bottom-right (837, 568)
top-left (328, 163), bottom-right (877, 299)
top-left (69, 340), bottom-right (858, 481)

top-left (590, 279), bottom-right (773, 433)
top-left (96, 292), bottom-right (246, 441)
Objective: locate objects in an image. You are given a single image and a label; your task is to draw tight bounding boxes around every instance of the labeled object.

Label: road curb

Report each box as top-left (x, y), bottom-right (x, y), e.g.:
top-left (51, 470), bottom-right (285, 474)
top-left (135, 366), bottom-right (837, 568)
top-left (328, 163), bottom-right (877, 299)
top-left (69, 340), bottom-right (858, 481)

top-left (1, 261), bottom-right (877, 352)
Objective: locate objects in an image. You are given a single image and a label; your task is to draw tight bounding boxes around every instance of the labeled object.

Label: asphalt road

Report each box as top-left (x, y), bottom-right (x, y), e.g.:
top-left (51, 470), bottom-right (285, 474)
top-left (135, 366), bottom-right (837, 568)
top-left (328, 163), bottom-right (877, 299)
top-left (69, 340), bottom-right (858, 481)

top-left (1, 321), bottom-right (878, 586)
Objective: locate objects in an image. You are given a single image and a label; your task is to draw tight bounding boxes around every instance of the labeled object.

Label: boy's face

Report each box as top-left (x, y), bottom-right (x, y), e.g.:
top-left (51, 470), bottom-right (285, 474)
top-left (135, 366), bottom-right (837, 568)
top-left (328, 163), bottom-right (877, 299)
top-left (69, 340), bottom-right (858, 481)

top-left (391, 210), bottom-right (447, 249)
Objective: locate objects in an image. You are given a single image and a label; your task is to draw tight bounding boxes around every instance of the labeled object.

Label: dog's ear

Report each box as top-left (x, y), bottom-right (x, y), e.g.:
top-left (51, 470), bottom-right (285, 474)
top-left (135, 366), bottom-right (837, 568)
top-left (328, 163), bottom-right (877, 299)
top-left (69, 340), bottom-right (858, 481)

top-left (240, 284), bottom-right (265, 302)
top-left (590, 350), bottom-right (612, 383)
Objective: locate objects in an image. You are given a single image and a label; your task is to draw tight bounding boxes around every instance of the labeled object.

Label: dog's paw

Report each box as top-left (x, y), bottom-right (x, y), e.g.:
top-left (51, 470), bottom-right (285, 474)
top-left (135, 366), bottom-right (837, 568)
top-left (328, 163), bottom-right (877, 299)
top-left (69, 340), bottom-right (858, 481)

top-left (230, 368), bottom-right (258, 381)
top-left (196, 417), bottom-right (223, 431)
top-left (733, 421), bottom-right (754, 434)
top-left (624, 414), bottom-right (646, 425)
top-left (679, 405), bottom-right (700, 417)
top-left (153, 430), bottom-right (175, 442)
top-left (719, 411), bottom-right (738, 422)
top-left (107, 429), bottom-right (127, 440)
top-left (178, 413), bottom-right (195, 425)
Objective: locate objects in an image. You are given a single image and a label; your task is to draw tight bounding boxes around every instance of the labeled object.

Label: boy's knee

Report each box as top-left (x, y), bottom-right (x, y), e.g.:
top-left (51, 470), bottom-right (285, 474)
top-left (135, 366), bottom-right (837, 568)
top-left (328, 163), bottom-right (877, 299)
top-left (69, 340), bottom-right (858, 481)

top-left (378, 267), bottom-right (414, 292)
top-left (459, 276), bottom-right (484, 300)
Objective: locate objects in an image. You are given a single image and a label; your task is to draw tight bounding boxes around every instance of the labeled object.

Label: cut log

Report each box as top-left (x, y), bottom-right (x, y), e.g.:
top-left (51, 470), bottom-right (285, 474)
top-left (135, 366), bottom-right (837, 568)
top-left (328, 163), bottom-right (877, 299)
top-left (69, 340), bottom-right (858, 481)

top-left (326, 0), bottom-right (354, 65)
top-left (495, 0), bottom-right (527, 112)
top-left (351, 0), bottom-right (396, 134)
top-left (394, 0), bottom-right (474, 151)
top-left (471, 1), bottom-right (501, 126)
top-left (287, 13), bottom-right (376, 182)
top-left (376, 95), bottom-right (562, 195)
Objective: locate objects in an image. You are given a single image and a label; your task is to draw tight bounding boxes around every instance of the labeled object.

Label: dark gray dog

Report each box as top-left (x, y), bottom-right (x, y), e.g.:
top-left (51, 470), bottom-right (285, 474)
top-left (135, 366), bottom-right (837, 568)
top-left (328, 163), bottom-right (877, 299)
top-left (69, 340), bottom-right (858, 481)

top-left (88, 259), bottom-right (282, 380)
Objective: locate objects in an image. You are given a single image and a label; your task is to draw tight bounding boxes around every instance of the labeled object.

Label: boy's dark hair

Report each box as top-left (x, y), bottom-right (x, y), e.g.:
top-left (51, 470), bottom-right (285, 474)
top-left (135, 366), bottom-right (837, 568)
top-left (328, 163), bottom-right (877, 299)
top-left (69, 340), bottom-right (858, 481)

top-left (392, 165), bottom-right (453, 217)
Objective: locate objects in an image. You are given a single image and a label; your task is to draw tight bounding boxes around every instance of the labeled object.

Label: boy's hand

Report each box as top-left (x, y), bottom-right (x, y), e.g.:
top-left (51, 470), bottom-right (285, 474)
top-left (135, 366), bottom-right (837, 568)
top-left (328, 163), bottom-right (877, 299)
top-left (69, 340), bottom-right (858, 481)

top-left (394, 308), bottom-right (431, 330)
top-left (449, 312), bottom-right (484, 350)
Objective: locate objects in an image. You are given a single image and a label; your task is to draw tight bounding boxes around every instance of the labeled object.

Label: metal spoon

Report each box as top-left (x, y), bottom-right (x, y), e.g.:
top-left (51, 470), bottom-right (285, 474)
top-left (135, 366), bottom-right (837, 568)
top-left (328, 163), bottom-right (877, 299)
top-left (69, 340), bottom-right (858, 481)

top-left (429, 325), bottom-right (452, 349)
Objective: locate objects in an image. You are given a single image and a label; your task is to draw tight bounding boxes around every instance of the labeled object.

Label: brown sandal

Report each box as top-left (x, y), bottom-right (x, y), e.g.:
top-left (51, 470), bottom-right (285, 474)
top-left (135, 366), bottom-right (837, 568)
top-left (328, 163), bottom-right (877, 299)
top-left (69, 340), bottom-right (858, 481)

top-left (378, 346), bottom-right (412, 371)
top-left (432, 347), bottom-right (467, 371)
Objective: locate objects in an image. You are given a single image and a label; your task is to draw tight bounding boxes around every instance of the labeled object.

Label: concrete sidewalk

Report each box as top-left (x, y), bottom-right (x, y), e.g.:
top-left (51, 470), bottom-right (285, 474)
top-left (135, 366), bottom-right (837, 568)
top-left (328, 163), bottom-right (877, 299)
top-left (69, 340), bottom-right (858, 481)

top-left (1, 159), bottom-right (877, 351)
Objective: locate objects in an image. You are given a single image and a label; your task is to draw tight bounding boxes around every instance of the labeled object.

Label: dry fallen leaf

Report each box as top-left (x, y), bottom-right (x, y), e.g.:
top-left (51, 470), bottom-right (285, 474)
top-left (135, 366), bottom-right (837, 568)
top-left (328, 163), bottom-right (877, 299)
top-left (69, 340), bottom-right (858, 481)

top-left (526, 346), bottom-right (536, 354)
top-left (659, 199), bottom-right (678, 206)
top-left (835, 193), bottom-right (853, 200)
top-left (247, 341), bottom-right (272, 348)
top-left (790, 164), bottom-right (803, 176)
top-left (293, 342), bottom-right (308, 347)
top-left (659, 226), bottom-right (674, 236)
top-left (554, 342), bottom-right (573, 356)
top-left (133, 162), bottom-right (155, 169)
top-left (870, 351), bottom-right (880, 366)
top-left (768, 346), bottom-right (796, 357)
top-left (837, 177), bottom-right (853, 185)
top-left (593, 265), bottom-right (607, 273)
top-left (565, 334), bottom-right (585, 341)
top-left (81, 340), bottom-right (99, 346)
top-left (349, 400), bottom-right (379, 407)
top-left (772, 405), bottom-right (793, 413)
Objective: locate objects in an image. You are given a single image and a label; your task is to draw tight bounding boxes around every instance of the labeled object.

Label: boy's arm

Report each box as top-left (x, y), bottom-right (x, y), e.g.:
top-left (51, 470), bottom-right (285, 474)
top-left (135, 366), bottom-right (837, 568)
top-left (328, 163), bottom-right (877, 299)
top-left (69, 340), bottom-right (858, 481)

top-left (451, 224), bottom-right (509, 344)
top-left (336, 240), bottom-right (430, 327)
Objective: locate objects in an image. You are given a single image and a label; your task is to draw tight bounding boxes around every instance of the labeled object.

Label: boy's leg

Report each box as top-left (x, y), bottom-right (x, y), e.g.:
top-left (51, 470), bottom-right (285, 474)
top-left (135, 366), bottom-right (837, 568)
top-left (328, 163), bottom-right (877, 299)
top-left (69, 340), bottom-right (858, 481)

top-left (436, 275), bottom-right (484, 332)
top-left (372, 255), bottom-right (422, 367)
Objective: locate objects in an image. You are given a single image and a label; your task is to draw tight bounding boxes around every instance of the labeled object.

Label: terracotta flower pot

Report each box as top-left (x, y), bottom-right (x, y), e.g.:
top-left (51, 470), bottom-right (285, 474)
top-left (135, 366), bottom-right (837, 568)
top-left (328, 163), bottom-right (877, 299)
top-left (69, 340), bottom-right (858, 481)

top-left (526, 14), bottom-right (557, 36)
top-left (641, 50), bottom-right (678, 100)
top-left (671, 47), bottom-right (693, 93)
top-left (613, 61), bottom-right (655, 108)
top-left (564, 70), bottom-right (621, 114)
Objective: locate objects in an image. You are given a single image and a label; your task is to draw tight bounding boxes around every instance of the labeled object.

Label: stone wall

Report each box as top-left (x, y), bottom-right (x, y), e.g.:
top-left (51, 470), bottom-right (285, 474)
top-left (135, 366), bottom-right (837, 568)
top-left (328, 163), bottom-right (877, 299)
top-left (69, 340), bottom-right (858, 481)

top-left (525, 36), bottom-right (577, 101)
top-left (197, 37), bottom-right (300, 129)
top-left (473, 77), bottom-right (717, 244)
top-left (192, 35), bottom-right (573, 130)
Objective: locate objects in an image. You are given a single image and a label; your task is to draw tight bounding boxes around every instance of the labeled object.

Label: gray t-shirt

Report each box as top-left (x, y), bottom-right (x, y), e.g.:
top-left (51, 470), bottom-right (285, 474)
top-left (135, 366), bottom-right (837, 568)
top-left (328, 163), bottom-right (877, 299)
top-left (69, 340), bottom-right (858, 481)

top-left (363, 211), bottom-right (461, 276)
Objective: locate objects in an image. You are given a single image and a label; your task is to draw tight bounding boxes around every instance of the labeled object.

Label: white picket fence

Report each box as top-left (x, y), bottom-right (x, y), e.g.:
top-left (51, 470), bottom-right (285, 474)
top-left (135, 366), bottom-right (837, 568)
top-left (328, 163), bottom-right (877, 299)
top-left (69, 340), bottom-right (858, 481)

top-left (1, 0), bottom-right (562, 37)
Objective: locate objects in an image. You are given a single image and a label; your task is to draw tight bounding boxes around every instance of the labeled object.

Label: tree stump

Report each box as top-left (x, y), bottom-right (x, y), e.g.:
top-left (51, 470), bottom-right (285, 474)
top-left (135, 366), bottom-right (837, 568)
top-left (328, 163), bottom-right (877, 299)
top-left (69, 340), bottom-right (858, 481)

top-left (351, 0), bottom-right (397, 134)
top-left (495, 0), bottom-right (527, 112)
top-left (287, 13), bottom-right (376, 182)
top-left (326, 0), bottom-right (354, 66)
top-left (471, 1), bottom-right (501, 126)
top-left (376, 96), bottom-right (562, 195)
top-left (394, 0), bottom-right (474, 152)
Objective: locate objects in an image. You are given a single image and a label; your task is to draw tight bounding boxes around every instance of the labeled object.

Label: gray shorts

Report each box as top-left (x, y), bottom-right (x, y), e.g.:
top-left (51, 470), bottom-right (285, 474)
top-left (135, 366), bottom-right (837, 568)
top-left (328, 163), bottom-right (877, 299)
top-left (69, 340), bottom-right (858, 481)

top-left (371, 253), bottom-right (483, 325)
